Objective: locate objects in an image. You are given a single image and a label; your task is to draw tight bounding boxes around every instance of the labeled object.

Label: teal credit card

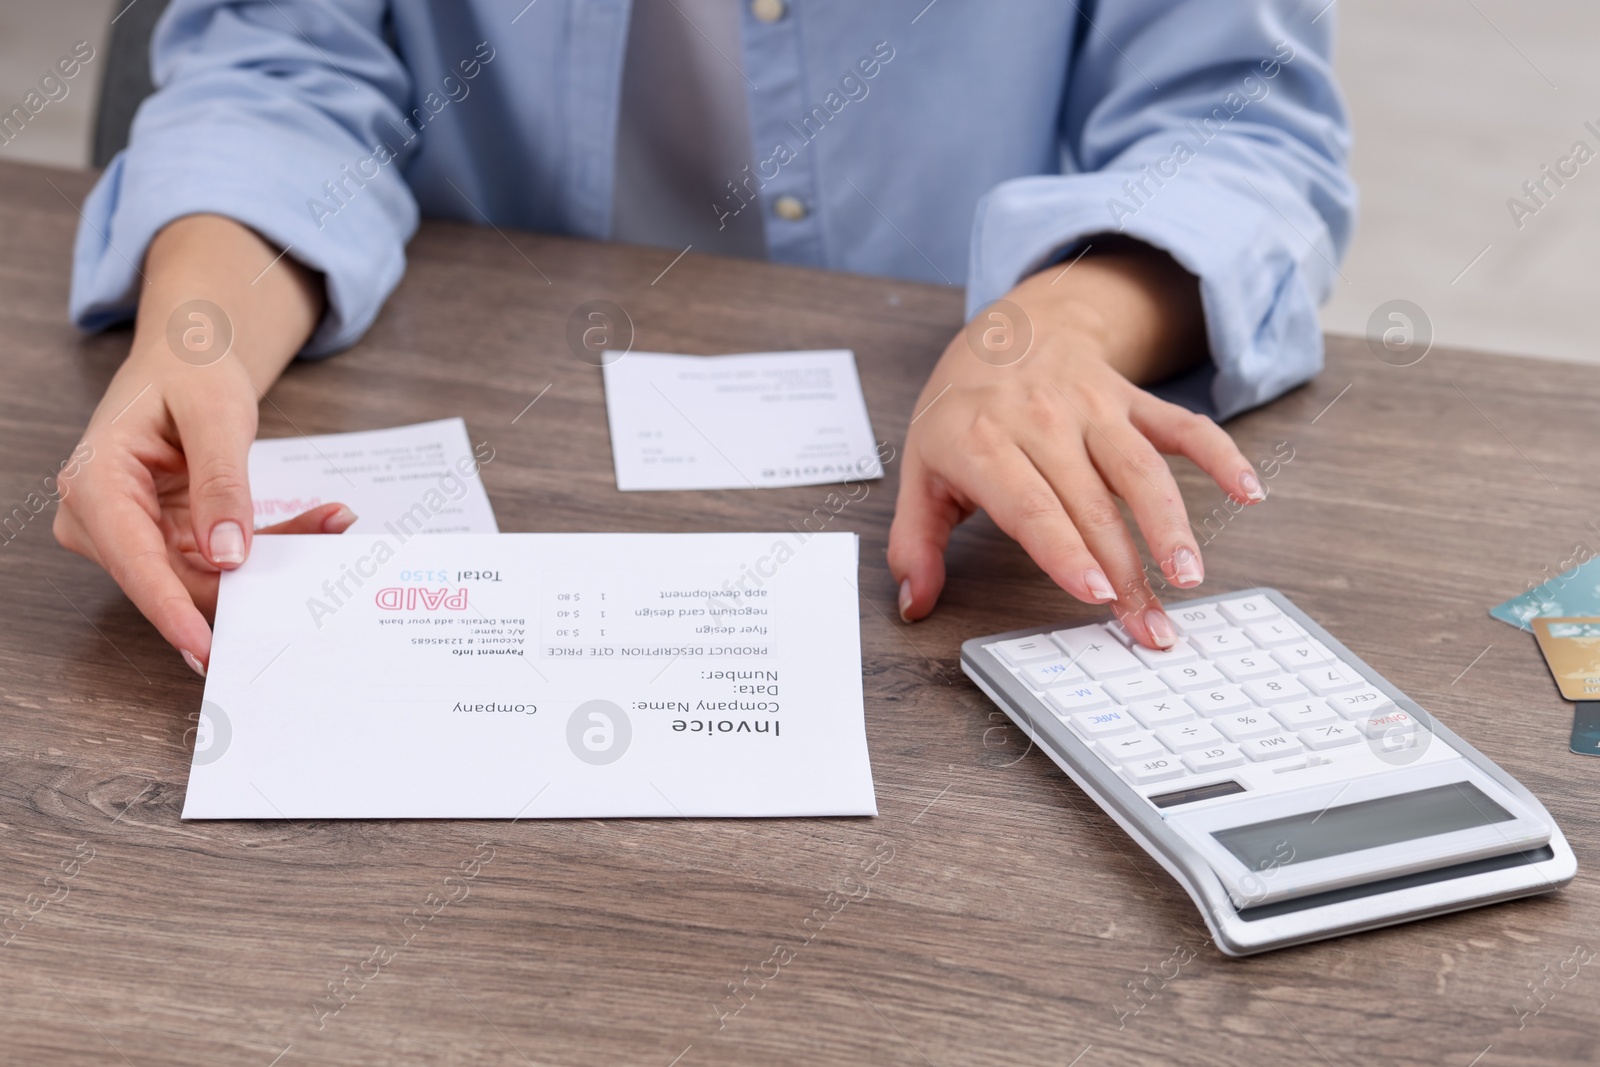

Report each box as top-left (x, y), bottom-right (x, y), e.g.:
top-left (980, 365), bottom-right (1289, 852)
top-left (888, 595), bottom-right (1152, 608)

top-left (1571, 703), bottom-right (1600, 757)
top-left (1491, 556), bottom-right (1600, 632)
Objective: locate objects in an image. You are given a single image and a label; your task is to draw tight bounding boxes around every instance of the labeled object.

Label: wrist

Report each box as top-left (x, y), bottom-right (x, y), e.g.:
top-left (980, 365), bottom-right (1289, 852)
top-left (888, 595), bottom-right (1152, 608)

top-left (1006, 237), bottom-right (1205, 386)
top-left (134, 214), bottom-right (325, 395)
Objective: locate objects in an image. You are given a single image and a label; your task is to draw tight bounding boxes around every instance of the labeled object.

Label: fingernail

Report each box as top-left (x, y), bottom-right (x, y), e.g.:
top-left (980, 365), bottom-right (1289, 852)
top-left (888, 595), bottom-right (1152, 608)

top-left (210, 520), bottom-right (245, 565)
top-left (1171, 546), bottom-right (1204, 587)
top-left (1239, 471), bottom-right (1266, 503)
top-left (898, 579), bottom-right (913, 622)
top-left (322, 505), bottom-right (358, 533)
top-left (181, 649), bottom-right (207, 678)
top-left (1085, 568), bottom-right (1117, 602)
top-left (1145, 609), bottom-right (1177, 649)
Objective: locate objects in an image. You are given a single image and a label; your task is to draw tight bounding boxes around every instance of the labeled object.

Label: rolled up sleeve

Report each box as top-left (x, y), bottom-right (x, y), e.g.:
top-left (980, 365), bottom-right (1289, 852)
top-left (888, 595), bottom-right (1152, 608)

top-left (965, 0), bottom-right (1356, 419)
top-left (70, 0), bottom-right (418, 356)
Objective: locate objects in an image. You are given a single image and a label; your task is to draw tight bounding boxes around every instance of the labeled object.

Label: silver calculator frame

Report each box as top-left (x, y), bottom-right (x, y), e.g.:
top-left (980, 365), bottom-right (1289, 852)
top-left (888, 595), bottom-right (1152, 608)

top-left (960, 587), bottom-right (1577, 957)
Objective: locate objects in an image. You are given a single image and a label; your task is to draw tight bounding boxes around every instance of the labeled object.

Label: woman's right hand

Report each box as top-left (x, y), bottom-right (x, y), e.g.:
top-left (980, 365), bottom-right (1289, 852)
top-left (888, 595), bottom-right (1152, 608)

top-left (53, 215), bottom-right (331, 675)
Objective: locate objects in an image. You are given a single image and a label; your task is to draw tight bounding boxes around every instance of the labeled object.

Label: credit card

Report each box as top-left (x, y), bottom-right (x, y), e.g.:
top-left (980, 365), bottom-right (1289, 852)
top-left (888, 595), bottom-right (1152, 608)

top-left (1492, 555), bottom-right (1600, 631)
top-left (1570, 702), bottom-right (1600, 757)
top-left (1531, 617), bottom-right (1600, 701)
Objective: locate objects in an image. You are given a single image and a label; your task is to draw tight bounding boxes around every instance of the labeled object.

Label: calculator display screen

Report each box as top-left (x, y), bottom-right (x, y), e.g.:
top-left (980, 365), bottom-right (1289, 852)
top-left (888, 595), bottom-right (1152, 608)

top-left (1212, 782), bottom-right (1514, 871)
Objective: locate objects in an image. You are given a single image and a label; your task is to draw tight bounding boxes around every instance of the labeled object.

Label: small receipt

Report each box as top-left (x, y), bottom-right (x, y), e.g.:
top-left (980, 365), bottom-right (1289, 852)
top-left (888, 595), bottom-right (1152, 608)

top-left (248, 418), bottom-right (498, 534)
top-left (601, 350), bottom-right (884, 491)
top-left (184, 532), bottom-right (876, 819)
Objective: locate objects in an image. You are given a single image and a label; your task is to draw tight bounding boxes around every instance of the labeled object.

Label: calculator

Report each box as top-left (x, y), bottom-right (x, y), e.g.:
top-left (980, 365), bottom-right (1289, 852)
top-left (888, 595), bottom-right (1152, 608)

top-left (962, 588), bottom-right (1576, 956)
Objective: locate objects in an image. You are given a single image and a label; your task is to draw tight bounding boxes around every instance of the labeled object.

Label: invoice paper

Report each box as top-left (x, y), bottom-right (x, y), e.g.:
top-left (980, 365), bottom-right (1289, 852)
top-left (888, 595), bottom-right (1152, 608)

top-left (183, 532), bottom-right (876, 819)
top-left (248, 418), bottom-right (498, 534)
top-left (600, 350), bottom-right (883, 491)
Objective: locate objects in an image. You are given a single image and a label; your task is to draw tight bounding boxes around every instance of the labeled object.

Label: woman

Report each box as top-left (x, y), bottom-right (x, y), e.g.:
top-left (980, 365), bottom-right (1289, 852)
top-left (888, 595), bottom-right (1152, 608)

top-left (57, 0), bottom-right (1354, 674)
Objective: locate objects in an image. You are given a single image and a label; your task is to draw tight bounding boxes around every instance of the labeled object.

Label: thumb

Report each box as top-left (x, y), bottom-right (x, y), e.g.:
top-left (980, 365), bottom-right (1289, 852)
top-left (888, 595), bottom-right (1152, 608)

top-left (887, 459), bottom-right (959, 622)
top-left (175, 392), bottom-right (259, 570)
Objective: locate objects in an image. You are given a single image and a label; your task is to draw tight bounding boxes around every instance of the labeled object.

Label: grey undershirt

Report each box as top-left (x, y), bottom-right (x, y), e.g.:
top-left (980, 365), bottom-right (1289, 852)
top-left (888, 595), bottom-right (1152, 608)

top-left (612, 0), bottom-right (768, 259)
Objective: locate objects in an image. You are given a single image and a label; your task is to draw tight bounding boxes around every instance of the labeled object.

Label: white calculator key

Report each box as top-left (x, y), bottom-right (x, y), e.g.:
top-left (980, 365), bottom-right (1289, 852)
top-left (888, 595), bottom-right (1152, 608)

top-left (1185, 685), bottom-right (1254, 717)
top-left (1300, 722), bottom-right (1362, 750)
top-left (1050, 624), bottom-right (1115, 655)
top-left (1047, 683), bottom-right (1113, 716)
top-left (1215, 651), bottom-right (1279, 682)
top-left (1051, 627), bottom-right (1143, 679)
top-left (1066, 706), bottom-right (1138, 738)
top-left (1126, 696), bottom-right (1195, 729)
top-left (1018, 658), bottom-right (1089, 690)
top-left (1214, 710), bottom-right (1280, 741)
top-left (1104, 619), bottom-right (1135, 647)
top-left (990, 635), bottom-right (1060, 666)
top-left (1352, 708), bottom-right (1420, 740)
top-left (1102, 672), bottom-right (1170, 704)
top-left (1245, 618), bottom-right (1307, 647)
top-left (1241, 733), bottom-right (1305, 761)
top-left (1273, 642), bottom-right (1335, 670)
top-left (1132, 641), bottom-right (1199, 669)
top-left (1219, 594), bottom-right (1280, 624)
top-left (1189, 628), bottom-right (1256, 658)
top-left (1329, 685), bottom-right (1394, 719)
top-left (1078, 643), bottom-right (1145, 679)
top-left (1167, 603), bottom-right (1229, 634)
top-left (1158, 662), bottom-right (1226, 691)
top-left (1245, 675), bottom-right (1310, 705)
top-left (1271, 699), bottom-right (1339, 730)
top-left (1157, 720), bottom-right (1224, 752)
top-left (1098, 732), bottom-right (1168, 764)
top-left (1123, 756), bottom-right (1187, 785)
top-left (1182, 745), bottom-right (1245, 773)
top-left (1301, 663), bottom-right (1365, 695)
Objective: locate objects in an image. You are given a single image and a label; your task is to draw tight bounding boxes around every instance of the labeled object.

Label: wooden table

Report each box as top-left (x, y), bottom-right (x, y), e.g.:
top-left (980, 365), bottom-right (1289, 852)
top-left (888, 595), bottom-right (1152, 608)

top-left (2, 158), bottom-right (1597, 1067)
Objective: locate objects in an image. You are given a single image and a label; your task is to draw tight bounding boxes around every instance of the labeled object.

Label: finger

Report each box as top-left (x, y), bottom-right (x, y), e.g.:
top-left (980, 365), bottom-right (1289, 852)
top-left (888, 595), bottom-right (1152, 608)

top-left (171, 389), bottom-right (258, 570)
top-left (51, 497), bottom-right (96, 562)
top-left (937, 440), bottom-right (1122, 610)
top-left (1020, 437), bottom-right (1176, 650)
top-left (887, 456), bottom-right (963, 622)
top-left (153, 508), bottom-right (350, 621)
top-left (259, 503), bottom-right (358, 536)
top-left (1130, 396), bottom-right (1265, 504)
top-left (1086, 425), bottom-right (1204, 591)
top-left (83, 491), bottom-right (215, 672)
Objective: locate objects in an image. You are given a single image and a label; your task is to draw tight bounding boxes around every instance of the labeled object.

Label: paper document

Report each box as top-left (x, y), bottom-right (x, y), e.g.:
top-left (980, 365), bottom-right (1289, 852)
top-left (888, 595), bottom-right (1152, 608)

top-left (601, 350), bottom-right (883, 491)
top-left (184, 532), bottom-right (876, 819)
top-left (248, 418), bottom-right (498, 534)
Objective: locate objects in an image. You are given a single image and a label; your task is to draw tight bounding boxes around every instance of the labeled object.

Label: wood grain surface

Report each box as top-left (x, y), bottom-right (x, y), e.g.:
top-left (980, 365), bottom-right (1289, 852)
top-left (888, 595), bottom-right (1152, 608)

top-left (2, 159), bottom-right (1598, 1066)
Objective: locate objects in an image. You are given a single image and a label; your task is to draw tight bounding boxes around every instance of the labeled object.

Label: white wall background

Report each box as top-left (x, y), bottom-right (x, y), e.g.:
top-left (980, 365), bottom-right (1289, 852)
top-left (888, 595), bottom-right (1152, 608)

top-left (0, 0), bottom-right (113, 171)
top-left (1, 0), bottom-right (1594, 366)
top-left (1321, 0), bottom-right (1600, 366)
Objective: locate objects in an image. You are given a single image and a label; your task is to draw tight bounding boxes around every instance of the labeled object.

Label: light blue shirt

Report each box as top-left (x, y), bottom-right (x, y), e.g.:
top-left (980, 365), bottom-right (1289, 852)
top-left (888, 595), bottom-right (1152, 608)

top-left (71, 0), bottom-right (1354, 419)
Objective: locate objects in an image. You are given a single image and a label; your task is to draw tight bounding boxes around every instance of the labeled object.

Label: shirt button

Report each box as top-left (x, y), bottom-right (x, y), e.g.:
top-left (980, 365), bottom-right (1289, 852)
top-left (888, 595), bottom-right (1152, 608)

top-left (773, 195), bottom-right (807, 221)
top-left (751, 0), bottom-right (786, 22)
